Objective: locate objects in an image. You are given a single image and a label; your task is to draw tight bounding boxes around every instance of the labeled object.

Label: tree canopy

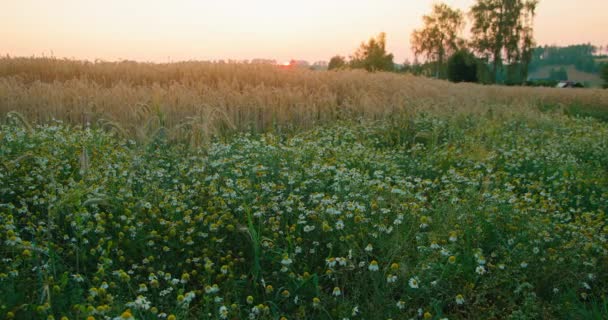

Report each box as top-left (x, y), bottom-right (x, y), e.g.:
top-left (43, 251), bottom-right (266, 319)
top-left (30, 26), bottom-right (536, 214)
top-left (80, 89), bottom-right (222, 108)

top-left (469, 0), bottom-right (538, 83)
top-left (602, 64), bottom-right (608, 89)
top-left (327, 1), bottom-right (548, 86)
top-left (350, 33), bottom-right (395, 72)
top-left (447, 50), bottom-right (478, 83)
top-left (328, 55), bottom-right (346, 70)
top-left (411, 3), bottom-right (465, 78)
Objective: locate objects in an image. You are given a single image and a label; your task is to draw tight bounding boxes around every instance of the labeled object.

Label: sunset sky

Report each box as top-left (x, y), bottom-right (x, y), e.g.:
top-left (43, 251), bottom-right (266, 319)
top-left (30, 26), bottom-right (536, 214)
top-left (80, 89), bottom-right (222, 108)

top-left (2, 0), bottom-right (607, 63)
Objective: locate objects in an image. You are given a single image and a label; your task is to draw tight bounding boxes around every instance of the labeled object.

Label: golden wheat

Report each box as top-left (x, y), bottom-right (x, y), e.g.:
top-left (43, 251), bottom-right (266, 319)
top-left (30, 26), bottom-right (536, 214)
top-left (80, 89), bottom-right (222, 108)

top-left (1, 57), bottom-right (607, 140)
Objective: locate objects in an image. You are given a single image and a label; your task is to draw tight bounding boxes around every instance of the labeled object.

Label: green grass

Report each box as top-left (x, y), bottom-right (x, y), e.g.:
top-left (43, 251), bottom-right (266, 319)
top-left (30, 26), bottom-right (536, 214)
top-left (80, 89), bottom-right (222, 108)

top-left (1, 112), bottom-right (607, 319)
top-left (565, 103), bottom-right (608, 122)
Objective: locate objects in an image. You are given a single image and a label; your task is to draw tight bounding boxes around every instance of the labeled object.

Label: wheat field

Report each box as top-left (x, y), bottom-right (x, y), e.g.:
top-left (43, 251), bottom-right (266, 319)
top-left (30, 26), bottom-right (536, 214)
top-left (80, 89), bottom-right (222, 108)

top-left (1, 57), bottom-right (607, 139)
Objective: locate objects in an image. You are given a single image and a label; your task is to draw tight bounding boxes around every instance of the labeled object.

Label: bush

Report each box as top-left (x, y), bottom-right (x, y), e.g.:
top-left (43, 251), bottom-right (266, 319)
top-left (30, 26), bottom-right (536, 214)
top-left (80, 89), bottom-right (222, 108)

top-left (447, 50), bottom-right (478, 83)
top-left (524, 79), bottom-right (559, 87)
top-left (328, 55), bottom-right (346, 70)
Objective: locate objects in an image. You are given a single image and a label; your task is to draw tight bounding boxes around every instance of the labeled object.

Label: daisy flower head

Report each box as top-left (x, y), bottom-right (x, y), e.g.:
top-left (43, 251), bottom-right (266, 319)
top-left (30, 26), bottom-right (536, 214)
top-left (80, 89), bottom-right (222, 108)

top-left (219, 306), bottom-right (229, 319)
top-left (368, 260), bottom-right (379, 272)
top-left (119, 310), bottom-right (134, 320)
top-left (455, 294), bottom-right (465, 305)
top-left (408, 277), bottom-right (420, 289)
top-left (313, 297), bottom-right (321, 308)
top-left (332, 287), bottom-right (342, 297)
top-left (281, 254), bottom-right (293, 272)
top-left (419, 216), bottom-right (431, 229)
top-left (449, 231), bottom-right (458, 242)
top-left (396, 300), bottom-right (406, 310)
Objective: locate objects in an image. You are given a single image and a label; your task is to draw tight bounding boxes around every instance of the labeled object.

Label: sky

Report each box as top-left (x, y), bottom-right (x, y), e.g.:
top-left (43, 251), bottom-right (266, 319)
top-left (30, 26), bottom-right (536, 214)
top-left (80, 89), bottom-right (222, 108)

top-left (2, 0), bottom-right (607, 64)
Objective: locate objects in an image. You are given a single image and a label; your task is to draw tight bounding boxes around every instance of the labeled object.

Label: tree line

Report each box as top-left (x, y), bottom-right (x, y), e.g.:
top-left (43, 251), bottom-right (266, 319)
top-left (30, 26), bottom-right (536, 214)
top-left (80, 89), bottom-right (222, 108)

top-left (603, 65), bottom-right (608, 88)
top-left (530, 44), bottom-right (602, 73)
top-left (327, 0), bottom-right (608, 88)
top-left (330, 0), bottom-right (539, 85)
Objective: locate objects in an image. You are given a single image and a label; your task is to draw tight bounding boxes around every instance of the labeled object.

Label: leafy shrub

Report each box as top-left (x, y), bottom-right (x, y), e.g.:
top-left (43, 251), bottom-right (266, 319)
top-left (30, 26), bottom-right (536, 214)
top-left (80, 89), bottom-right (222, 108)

top-left (447, 50), bottom-right (478, 83)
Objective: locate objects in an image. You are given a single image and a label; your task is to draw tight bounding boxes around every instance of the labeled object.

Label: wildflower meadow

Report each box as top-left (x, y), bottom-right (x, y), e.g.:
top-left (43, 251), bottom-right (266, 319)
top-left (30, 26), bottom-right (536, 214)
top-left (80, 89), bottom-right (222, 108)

top-left (1, 109), bottom-right (607, 319)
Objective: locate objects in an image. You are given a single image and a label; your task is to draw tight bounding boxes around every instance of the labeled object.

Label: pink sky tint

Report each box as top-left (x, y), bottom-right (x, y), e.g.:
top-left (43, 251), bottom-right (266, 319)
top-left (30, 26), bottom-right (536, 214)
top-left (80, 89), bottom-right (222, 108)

top-left (1, 0), bottom-right (607, 63)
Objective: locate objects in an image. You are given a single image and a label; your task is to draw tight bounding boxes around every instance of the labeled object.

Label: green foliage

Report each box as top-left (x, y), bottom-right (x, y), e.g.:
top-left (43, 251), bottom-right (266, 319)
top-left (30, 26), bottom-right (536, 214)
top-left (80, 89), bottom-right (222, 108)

top-left (349, 33), bottom-right (395, 72)
top-left (530, 44), bottom-right (599, 73)
top-left (411, 3), bottom-right (465, 78)
top-left (447, 50), bottom-right (478, 83)
top-left (1, 112), bottom-right (608, 319)
top-left (475, 60), bottom-right (494, 84)
top-left (504, 63), bottom-right (530, 85)
top-left (549, 67), bottom-right (569, 81)
top-left (470, 0), bottom-right (538, 84)
top-left (602, 64), bottom-right (608, 88)
top-left (328, 55), bottom-right (346, 70)
top-left (565, 103), bottom-right (608, 122)
top-left (524, 79), bottom-right (559, 87)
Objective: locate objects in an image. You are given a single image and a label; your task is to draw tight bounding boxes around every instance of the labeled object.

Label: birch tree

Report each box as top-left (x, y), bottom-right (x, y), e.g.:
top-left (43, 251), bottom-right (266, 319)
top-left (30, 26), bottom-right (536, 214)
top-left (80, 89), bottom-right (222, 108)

top-left (411, 3), bottom-right (465, 78)
top-left (469, 0), bottom-right (538, 83)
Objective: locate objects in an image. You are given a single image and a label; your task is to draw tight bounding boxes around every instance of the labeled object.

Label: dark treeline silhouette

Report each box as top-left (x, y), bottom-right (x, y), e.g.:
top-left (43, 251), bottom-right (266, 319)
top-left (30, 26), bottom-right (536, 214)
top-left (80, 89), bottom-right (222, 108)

top-left (530, 44), bottom-right (601, 73)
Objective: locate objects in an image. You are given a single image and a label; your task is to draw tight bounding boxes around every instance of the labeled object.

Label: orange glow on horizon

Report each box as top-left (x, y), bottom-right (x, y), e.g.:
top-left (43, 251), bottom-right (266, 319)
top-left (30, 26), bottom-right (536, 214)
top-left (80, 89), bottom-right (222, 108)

top-left (1, 0), bottom-right (607, 63)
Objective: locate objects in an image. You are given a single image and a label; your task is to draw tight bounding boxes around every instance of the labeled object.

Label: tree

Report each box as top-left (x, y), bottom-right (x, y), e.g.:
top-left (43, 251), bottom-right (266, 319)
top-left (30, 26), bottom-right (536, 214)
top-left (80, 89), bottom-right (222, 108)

top-left (529, 44), bottom-right (599, 73)
top-left (411, 3), bottom-right (465, 78)
top-left (349, 33), bottom-right (395, 72)
top-left (469, 0), bottom-right (538, 84)
top-left (400, 58), bottom-right (425, 75)
top-left (447, 50), bottom-right (478, 83)
top-left (602, 64), bottom-right (608, 89)
top-left (328, 56), bottom-right (346, 70)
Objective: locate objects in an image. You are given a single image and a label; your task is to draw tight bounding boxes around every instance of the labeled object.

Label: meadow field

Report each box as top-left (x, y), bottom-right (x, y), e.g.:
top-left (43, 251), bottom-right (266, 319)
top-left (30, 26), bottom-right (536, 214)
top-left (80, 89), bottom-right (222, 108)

top-left (1, 58), bottom-right (607, 319)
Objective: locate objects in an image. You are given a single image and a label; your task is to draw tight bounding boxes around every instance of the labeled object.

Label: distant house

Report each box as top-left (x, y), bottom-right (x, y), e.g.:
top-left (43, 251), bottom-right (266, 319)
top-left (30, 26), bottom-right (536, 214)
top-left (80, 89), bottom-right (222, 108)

top-left (556, 81), bottom-right (584, 88)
